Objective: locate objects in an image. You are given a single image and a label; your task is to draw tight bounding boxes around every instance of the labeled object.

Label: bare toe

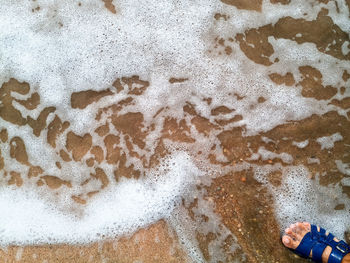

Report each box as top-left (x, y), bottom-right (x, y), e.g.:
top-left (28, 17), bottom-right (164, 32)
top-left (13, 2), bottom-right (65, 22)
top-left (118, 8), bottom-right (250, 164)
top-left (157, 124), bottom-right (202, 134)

top-left (295, 222), bottom-right (307, 238)
top-left (302, 222), bottom-right (311, 231)
top-left (282, 235), bottom-right (298, 249)
top-left (285, 227), bottom-right (297, 240)
top-left (290, 223), bottom-right (297, 232)
top-left (282, 222), bottom-right (312, 249)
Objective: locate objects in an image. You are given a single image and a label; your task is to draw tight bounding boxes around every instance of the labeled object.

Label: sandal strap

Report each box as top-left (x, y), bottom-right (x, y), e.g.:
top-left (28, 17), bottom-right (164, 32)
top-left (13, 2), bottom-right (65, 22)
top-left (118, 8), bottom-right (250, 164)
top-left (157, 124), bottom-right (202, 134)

top-left (312, 242), bottom-right (327, 262)
top-left (328, 240), bottom-right (350, 263)
top-left (295, 231), bottom-right (314, 257)
top-left (294, 224), bottom-right (350, 263)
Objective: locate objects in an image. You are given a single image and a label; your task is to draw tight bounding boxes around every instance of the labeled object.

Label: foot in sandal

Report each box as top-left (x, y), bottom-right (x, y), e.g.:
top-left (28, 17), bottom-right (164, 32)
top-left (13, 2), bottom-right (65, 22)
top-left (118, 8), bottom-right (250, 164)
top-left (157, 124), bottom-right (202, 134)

top-left (282, 222), bottom-right (350, 263)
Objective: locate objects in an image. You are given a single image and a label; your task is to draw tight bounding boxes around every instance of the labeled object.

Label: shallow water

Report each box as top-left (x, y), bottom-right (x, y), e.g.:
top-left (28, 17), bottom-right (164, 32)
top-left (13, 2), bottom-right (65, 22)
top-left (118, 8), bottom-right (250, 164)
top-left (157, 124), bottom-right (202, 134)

top-left (0, 0), bottom-right (349, 262)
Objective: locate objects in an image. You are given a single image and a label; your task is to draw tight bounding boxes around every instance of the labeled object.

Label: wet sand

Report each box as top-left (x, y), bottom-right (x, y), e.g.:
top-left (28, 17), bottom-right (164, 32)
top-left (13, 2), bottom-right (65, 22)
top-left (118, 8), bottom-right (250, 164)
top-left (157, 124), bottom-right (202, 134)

top-left (0, 0), bottom-right (350, 262)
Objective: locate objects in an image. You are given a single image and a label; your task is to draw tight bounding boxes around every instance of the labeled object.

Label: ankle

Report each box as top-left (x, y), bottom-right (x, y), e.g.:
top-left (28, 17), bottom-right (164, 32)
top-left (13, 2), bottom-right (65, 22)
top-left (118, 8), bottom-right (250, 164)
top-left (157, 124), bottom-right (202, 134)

top-left (322, 246), bottom-right (332, 263)
top-left (342, 253), bottom-right (350, 263)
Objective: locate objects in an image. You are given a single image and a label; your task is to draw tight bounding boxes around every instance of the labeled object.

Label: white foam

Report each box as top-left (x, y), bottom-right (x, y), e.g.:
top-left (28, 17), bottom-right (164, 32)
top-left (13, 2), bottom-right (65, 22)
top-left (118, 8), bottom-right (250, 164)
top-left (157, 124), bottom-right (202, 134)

top-left (248, 147), bottom-right (293, 164)
top-left (0, 152), bottom-right (203, 245)
top-left (0, 0), bottom-right (349, 255)
top-left (336, 160), bottom-right (350, 176)
top-left (316, 133), bottom-right (343, 150)
top-left (1, 0), bottom-right (341, 136)
top-left (307, 157), bottom-right (320, 165)
top-left (254, 166), bottom-right (350, 240)
top-left (292, 140), bottom-right (309, 148)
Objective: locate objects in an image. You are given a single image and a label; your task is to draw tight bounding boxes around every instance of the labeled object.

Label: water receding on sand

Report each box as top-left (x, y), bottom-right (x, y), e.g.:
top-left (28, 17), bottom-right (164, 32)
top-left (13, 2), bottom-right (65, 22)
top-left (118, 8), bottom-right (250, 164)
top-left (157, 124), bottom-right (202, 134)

top-left (0, 0), bottom-right (349, 262)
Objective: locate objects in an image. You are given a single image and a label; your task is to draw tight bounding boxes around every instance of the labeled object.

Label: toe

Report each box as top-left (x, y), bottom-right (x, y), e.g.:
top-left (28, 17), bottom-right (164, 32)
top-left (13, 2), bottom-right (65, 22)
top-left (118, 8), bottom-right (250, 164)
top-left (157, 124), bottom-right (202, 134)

top-left (295, 222), bottom-right (308, 237)
top-left (285, 228), bottom-right (297, 240)
top-left (282, 235), bottom-right (298, 249)
top-left (284, 227), bottom-right (292, 235)
top-left (295, 222), bottom-right (304, 233)
top-left (300, 222), bottom-right (308, 232)
top-left (290, 223), bottom-right (297, 232)
top-left (302, 222), bottom-right (311, 231)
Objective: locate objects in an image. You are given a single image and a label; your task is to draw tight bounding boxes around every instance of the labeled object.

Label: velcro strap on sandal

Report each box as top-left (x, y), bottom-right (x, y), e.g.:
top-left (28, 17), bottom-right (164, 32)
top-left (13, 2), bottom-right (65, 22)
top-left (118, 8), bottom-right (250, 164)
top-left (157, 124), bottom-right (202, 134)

top-left (293, 224), bottom-right (350, 263)
top-left (328, 240), bottom-right (350, 263)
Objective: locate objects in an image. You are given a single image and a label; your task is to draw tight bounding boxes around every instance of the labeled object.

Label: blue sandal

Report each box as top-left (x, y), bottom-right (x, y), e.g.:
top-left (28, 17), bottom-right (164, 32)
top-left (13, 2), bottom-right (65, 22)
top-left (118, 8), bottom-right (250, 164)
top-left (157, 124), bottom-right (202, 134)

top-left (294, 224), bottom-right (350, 263)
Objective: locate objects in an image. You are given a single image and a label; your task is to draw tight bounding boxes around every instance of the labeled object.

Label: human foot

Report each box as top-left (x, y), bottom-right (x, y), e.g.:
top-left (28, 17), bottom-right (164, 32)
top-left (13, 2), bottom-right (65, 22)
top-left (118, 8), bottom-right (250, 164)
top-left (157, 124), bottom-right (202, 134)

top-left (282, 222), bottom-right (350, 263)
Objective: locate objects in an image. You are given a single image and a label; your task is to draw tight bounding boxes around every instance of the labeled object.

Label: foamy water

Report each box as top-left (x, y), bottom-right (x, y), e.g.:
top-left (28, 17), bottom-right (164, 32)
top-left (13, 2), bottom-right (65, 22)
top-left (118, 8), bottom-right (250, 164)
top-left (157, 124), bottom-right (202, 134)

top-left (0, 0), bottom-right (349, 261)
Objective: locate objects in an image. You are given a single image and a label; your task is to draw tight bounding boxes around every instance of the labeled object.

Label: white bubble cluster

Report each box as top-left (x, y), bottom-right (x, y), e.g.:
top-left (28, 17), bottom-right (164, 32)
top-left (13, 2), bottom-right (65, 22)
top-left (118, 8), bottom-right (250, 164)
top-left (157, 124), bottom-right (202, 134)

top-left (316, 133), bottom-right (343, 150)
top-left (254, 166), bottom-right (350, 240)
top-left (0, 152), bottom-right (203, 245)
